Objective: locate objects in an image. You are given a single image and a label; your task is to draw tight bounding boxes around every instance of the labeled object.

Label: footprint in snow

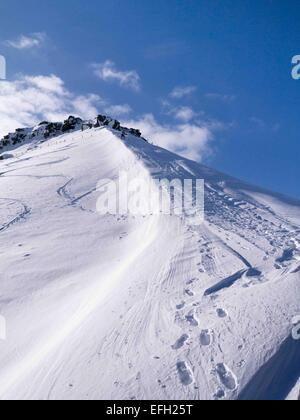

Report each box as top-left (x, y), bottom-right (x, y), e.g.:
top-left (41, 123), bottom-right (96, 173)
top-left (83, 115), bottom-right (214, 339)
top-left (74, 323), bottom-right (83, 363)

top-left (215, 363), bottom-right (238, 391)
top-left (185, 312), bottom-right (199, 327)
top-left (185, 289), bottom-right (194, 297)
top-left (214, 389), bottom-right (225, 400)
top-left (172, 334), bottom-right (189, 350)
top-left (186, 278), bottom-right (195, 285)
top-left (176, 361), bottom-right (194, 386)
top-left (200, 329), bottom-right (212, 346)
top-left (217, 308), bottom-right (227, 318)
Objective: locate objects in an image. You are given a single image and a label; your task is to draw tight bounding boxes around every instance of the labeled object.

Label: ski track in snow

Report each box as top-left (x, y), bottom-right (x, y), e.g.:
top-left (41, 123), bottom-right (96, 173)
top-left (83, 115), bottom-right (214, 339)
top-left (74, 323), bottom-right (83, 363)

top-left (0, 127), bottom-right (299, 400)
top-left (0, 198), bottom-right (31, 233)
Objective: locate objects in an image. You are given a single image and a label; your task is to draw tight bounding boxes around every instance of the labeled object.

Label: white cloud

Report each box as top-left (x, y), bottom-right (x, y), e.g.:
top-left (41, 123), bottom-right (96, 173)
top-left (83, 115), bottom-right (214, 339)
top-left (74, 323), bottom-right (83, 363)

top-left (71, 94), bottom-right (101, 119)
top-left (161, 100), bottom-right (201, 123)
top-left (93, 60), bottom-right (141, 92)
top-left (170, 86), bottom-right (197, 99)
top-left (0, 74), bottom-right (131, 137)
top-left (4, 33), bottom-right (46, 50)
top-left (205, 93), bottom-right (236, 103)
top-left (172, 107), bottom-right (196, 122)
top-left (105, 104), bottom-right (132, 117)
top-left (123, 114), bottom-right (214, 162)
top-left (0, 74), bottom-right (225, 162)
top-left (171, 106), bottom-right (198, 122)
top-left (23, 74), bottom-right (66, 95)
top-left (0, 75), bottom-right (135, 137)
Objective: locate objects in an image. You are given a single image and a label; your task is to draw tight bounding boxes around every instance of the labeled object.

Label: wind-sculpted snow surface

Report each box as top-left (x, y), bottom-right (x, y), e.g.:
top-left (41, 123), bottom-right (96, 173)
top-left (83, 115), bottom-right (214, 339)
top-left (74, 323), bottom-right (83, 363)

top-left (0, 122), bottom-right (299, 400)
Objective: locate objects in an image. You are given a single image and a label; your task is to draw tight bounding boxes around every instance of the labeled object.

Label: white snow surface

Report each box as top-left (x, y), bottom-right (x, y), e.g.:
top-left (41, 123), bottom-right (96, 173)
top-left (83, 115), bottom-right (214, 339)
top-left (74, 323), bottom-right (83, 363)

top-left (0, 125), bottom-right (300, 400)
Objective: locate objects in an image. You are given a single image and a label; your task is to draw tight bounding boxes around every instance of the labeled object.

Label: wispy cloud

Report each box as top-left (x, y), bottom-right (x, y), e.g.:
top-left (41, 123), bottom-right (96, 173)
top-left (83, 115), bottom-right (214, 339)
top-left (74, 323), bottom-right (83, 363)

top-left (205, 93), bottom-right (236, 103)
top-left (170, 86), bottom-right (197, 99)
top-left (172, 106), bottom-right (197, 122)
top-left (250, 117), bottom-right (280, 133)
top-left (93, 60), bottom-right (141, 92)
top-left (105, 104), bottom-right (132, 117)
top-left (123, 114), bottom-right (218, 162)
top-left (161, 100), bottom-right (200, 122)
top-left (0, 74), bottom-right (132, 137)
top-left (4, 32), bottom-right (46, 50)
top-left (249, 117), bottom-right (266, 129)
top-left (23, 74), bottom-right (66, 95)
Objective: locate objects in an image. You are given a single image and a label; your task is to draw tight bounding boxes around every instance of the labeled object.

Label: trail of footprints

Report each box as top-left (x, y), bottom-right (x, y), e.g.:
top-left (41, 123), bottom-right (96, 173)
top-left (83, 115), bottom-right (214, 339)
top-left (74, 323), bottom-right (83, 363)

top-left (173, 309), bottom-right (237, 397)
top-left (173, 293), bottom-right (234, 395)
top-left (172, 235), bottom-right (237, 397)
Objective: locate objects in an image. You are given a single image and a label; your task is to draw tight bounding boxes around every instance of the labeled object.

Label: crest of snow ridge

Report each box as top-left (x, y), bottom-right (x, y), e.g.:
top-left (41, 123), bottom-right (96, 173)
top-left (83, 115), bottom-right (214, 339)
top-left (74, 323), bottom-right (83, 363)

top-left (0, 115), bottom-right (147, 158)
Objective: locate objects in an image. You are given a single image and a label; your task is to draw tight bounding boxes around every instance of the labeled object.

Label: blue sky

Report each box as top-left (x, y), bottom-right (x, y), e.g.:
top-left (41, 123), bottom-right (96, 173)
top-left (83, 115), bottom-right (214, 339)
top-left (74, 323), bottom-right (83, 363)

top-left (0, 0), bottom-right (300, 198)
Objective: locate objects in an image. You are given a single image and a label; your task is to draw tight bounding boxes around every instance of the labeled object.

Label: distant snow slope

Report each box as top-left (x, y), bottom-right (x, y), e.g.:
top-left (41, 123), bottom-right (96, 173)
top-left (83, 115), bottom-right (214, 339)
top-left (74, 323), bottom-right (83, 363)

top-left (0, 123), bottom-right (299, 400)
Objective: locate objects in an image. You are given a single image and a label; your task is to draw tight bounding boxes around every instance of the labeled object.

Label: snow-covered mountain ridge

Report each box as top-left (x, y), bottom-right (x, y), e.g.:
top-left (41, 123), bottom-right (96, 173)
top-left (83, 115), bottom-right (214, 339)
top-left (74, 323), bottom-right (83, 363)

top-left (0, 117), bottom-right (299, 400)
top-left (0, 114), bottom-right (145, 158)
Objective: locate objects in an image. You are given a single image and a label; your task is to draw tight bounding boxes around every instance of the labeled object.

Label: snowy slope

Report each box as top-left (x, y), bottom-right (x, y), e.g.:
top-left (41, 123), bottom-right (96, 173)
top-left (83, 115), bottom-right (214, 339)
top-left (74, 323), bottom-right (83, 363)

top-left (0, 121), bottom-right (299, 400)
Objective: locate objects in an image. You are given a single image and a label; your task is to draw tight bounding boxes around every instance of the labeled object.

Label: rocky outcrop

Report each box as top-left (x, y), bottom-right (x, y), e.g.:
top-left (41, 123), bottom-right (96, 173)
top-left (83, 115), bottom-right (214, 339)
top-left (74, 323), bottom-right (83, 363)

top-left (0, 114), bottom-right (147, 156)
top-left (62, 116), bottom-right (83, 133)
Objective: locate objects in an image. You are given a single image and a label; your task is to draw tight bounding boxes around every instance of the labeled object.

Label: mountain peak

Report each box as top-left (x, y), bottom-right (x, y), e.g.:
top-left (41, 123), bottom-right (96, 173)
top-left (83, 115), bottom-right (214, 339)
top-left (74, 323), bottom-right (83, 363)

top-left (0, 114), bottom-right (146, 158)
